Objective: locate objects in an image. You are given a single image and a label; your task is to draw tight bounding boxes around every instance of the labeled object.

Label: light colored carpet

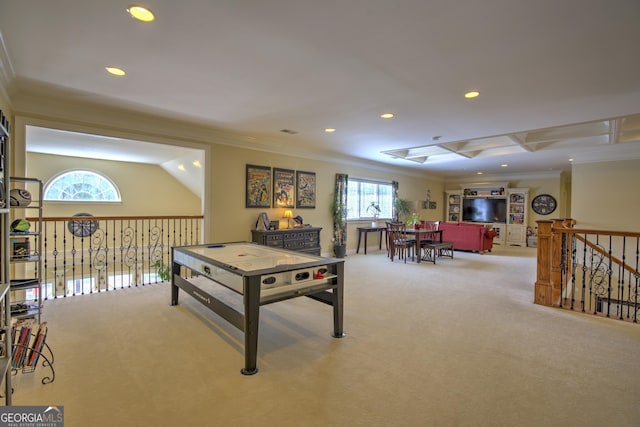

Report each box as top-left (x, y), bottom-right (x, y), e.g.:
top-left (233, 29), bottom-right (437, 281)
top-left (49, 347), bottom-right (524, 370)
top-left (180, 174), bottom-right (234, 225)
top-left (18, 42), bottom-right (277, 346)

top-left (9, 245), bottom-right (640, 427)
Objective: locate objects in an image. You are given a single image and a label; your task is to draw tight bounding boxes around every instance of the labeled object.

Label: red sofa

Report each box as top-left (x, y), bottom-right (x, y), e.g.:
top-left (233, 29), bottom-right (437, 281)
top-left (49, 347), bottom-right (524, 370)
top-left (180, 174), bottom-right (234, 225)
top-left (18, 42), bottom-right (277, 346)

top-left (439, 222), bottom-right (497, 253)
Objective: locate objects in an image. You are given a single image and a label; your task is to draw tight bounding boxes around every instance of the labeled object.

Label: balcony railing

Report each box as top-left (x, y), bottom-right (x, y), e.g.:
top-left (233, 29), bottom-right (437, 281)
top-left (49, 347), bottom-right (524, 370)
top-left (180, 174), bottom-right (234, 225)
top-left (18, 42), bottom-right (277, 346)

top-left (25, 215), bottom-right (203, 300)
top-left (535, 219), bottom-right (640, 323)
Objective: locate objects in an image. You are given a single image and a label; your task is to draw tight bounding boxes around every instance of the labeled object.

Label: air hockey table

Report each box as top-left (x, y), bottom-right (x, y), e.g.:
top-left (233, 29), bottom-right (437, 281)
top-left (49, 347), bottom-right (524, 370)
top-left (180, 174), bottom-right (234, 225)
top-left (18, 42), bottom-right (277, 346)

top-left (171, 242), bottom-right (345, 375)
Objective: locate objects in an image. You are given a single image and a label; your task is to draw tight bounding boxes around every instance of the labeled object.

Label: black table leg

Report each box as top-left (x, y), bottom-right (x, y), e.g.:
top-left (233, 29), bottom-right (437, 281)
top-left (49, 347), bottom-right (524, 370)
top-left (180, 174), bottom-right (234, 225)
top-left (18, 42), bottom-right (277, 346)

top-left (170, 261), bottom-right (180, 305)
top-left (356, 230), bottom-right (363, 254)
top-left (364, 232), bottom-right (368, 254)
top-left (241, 278), bottom-right (261, 375)
top-left (332, 262), bottom-right (345, 338)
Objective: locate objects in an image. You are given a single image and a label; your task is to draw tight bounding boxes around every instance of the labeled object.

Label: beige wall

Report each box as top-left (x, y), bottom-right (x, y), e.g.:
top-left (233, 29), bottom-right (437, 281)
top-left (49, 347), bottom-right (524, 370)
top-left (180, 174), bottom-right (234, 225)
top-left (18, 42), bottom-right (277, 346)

top-left (572, 159), bottom-right (640, 232)
top-left (509, 176), bottom-right (562, 233)
top-left (209, 143), bottom-right (441, 254)
top-left (26, 153), bottom-right (201, 217)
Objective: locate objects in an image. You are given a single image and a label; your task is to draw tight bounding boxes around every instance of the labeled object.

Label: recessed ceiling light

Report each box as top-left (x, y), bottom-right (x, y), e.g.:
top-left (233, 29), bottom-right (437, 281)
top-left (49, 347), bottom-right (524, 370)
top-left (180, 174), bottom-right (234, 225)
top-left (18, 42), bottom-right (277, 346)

top-left (177, 164), bottom-right (185, 171)
top-left (192, 160), bottom-right (202, 168)
top-left (501, 163), bottom-right (508, 167)
top-left (105, 67), bottom-right (126, 76)
top-left (380, 113), bottom-right (394, 119)
top-left (476, 171), bottom-right (483, 175)
top-left (568, 158), bottom-right (574, 162)
top-left (464, 91), bottom-right (480, 99)
top-left (325, 128), bottom-right (336, 133)
top-left (127, 5), bottom-right (155, 22)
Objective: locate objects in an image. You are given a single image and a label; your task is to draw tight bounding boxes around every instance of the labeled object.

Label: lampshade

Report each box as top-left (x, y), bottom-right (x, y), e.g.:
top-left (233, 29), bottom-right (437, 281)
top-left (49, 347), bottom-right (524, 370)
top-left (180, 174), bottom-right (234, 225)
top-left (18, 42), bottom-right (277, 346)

top-left (283, 209), bottom-right (294, 219)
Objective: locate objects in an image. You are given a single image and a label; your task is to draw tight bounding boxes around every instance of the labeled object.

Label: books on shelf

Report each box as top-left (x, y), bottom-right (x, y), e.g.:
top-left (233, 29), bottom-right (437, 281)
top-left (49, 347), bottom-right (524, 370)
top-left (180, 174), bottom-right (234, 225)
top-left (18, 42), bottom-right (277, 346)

top-left (510, 214), bottom-right (524, 224)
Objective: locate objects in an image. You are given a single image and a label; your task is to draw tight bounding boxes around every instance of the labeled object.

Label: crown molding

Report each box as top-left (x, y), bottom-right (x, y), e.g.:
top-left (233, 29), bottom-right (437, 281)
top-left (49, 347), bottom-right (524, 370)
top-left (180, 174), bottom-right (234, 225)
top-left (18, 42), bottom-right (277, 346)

top-left (0, 30), bottom-right (15, 104)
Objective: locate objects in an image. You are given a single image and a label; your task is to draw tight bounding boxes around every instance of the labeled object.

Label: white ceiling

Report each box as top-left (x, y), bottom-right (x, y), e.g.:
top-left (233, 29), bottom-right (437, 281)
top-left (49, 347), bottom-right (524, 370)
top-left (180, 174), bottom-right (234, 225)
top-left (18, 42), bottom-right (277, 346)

top-left (1, 0), bottom-right (640, 180)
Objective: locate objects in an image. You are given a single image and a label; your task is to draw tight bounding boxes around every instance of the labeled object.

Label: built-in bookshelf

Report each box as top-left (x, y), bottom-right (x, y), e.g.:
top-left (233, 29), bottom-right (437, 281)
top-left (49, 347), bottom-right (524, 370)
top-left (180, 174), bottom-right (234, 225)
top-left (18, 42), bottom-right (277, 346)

top-left (445, 191), bottom-right (462, 222)
top-left (507, 188), bottom-right (529, 246)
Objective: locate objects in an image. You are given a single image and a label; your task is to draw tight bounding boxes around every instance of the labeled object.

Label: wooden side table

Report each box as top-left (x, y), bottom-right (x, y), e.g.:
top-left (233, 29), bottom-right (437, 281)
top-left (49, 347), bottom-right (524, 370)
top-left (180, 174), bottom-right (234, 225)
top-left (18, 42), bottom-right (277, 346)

top-left (356, 226), bottom-right (388, 254)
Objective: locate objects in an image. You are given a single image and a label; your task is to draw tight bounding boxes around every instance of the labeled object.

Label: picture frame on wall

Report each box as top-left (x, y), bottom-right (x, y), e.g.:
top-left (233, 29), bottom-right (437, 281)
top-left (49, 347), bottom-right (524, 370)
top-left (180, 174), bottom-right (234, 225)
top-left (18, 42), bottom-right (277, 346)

top-left (296, 170), bottom-right (316, 208)
top-left (273, 168), bottom-right (295, 208)
top-left (246, 164), bottom-right (272, 208)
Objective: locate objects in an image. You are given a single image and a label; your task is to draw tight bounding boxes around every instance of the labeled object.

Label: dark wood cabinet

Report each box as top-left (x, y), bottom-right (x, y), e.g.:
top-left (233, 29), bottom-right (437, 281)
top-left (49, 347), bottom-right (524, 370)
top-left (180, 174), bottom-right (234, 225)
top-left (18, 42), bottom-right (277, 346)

top-left (251, 227), bottom-right (322, 255)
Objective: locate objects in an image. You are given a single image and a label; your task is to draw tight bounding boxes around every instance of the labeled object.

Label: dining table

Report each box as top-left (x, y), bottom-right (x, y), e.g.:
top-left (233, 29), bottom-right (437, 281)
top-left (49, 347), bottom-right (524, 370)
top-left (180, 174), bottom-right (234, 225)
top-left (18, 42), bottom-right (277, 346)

top-left (405, 228), bottom-right (444, 263)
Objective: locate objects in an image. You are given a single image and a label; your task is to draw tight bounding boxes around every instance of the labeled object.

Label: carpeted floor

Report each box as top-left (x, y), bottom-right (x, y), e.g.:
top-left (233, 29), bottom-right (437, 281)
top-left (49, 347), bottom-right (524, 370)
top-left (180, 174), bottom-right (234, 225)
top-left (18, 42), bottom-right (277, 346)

top-left (9, 244), bottom-right (640, 427)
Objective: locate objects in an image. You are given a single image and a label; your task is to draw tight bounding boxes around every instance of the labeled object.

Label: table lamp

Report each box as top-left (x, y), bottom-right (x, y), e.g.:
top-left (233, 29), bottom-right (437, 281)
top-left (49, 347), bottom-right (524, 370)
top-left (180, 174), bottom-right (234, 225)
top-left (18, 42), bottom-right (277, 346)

top-left (283, 209), bottom-right (294, 229)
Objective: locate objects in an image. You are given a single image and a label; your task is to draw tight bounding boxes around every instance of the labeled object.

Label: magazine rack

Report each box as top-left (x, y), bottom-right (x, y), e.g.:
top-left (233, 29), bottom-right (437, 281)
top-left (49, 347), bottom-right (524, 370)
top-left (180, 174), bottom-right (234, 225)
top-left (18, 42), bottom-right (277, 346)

top-left (10, 322), bottom-right (55, 386)
top-left (12, 339), bottom-right (55, 384)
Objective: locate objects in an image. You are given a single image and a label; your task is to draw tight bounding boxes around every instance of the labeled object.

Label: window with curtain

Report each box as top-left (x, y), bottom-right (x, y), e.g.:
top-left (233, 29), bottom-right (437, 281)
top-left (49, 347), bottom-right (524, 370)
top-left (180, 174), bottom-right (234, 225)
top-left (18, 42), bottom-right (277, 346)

top-left (44, 169), bottom-right (121, 202)
top-left (346, 178), bottom-right (394, 220)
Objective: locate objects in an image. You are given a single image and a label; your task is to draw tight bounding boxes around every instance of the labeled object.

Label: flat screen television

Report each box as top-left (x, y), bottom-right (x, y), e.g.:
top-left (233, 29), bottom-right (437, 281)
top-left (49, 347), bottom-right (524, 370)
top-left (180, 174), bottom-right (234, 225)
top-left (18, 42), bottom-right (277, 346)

top-left (462, 198), bottom-right (506, 223)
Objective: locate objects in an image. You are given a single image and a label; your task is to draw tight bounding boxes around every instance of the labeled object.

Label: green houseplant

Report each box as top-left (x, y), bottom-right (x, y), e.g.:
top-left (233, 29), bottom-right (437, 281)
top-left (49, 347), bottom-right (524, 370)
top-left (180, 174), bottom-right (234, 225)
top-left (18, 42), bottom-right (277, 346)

top-left (406, 212), bottom-right (421, 228)
top-left (395, 198), bottom-right (411, 222)
top-left (153, 260), bottom-right (171, 281)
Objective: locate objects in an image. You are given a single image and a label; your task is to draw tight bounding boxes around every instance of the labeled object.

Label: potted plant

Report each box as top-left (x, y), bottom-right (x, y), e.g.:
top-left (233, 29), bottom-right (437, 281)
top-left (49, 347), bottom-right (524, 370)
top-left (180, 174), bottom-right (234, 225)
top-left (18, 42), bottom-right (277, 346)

top-left (331, 196), bottom-right (347, 258)
top-left (366, 201), bottom-right (381, 227)
top-left (153, 260), bottom-right (171, 281)
top-left (406, 212), bottom-right (421, 228)
top-left (395, 198), bottom-right (411, 222)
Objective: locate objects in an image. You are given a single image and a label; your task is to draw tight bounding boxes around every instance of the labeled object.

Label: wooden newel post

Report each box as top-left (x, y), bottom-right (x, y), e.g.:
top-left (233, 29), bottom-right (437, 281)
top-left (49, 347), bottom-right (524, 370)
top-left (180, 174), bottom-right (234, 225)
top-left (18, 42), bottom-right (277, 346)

top-left (534, 220), bottom-right (554, 305)
top-left (549, 218), bottom-right (569, 306)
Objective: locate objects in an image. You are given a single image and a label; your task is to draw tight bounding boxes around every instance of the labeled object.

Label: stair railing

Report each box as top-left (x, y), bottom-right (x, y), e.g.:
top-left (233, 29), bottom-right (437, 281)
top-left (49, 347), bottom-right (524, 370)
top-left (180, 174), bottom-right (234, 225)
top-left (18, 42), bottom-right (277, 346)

top-left (25, 215), bottom-right (203, 299)
top-left (535, 219), bottom-right (640, 323)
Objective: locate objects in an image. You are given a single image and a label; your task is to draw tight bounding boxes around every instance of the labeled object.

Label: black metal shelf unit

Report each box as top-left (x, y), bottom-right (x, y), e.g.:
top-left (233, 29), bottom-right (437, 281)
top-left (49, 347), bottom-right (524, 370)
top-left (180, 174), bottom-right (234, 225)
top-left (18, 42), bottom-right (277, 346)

top-left (9, 177), bottom-right (44, 322)
top-left (0, 109), bottom-right (12, 404)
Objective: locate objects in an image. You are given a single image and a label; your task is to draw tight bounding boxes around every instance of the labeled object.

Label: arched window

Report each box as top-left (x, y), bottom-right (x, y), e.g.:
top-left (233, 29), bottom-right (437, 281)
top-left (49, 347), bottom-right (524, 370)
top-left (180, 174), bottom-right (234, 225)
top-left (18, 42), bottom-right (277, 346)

top-left (44, 169), bottom-right (121, 202)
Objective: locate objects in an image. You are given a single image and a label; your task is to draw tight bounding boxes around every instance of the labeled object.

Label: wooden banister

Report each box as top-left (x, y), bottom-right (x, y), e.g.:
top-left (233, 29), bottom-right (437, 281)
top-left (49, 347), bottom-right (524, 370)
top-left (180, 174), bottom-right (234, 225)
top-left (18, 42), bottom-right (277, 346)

top-left (534, 219), bottom-right (640, 322)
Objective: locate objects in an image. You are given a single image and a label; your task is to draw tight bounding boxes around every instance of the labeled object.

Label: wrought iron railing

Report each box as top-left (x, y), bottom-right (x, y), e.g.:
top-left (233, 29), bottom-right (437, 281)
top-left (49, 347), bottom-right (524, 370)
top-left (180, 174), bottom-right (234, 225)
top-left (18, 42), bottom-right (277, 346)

top-left (535, 219), bottom-right (640, 323)
top-left (25, 215), bottom-right (203, 300)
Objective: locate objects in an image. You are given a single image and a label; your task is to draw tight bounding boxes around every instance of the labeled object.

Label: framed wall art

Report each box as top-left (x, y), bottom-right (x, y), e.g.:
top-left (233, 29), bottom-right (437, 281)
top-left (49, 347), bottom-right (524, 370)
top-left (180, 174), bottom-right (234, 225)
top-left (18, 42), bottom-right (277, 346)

top-left (246, 164), bottom-right (272, 208)
top-left (273, 168), bottom-right (295, 208)
top-left (296, 170), bottom-right (316, 208)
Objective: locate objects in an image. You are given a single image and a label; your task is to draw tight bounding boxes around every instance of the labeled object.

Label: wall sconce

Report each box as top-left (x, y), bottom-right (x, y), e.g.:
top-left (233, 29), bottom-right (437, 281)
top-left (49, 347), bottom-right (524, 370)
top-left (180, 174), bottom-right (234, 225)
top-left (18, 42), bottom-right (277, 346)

top-left (283, 209), bottom-right (294, 229)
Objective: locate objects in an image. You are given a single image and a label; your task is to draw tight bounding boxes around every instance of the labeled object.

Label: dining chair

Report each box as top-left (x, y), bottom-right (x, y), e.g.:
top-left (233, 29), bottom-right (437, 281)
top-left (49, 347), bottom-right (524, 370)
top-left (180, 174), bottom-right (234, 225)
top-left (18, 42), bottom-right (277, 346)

top-left (419, 221), bottom-right (440, 260)
top-left (387, 221), bottom-right (416, 263)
